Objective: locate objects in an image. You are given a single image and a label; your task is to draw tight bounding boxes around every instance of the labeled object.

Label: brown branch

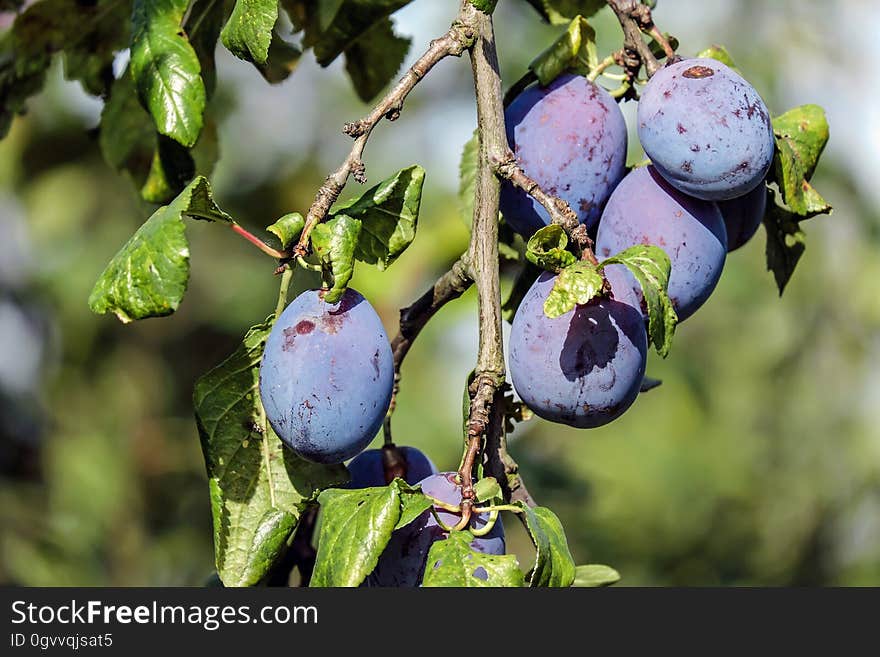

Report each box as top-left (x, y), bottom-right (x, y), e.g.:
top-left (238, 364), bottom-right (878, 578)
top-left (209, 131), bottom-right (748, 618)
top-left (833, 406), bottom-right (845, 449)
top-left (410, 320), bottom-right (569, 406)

top-left (457, 2), bottom-right (507, 516)
top-left (606, 0), bottom-right (663, 77)
top-left (383, 253), bottom-right (473, 442)
top-left (290, 15), bottom-right (477, 260)
top-left (492, 151), bottom-right (598, 265)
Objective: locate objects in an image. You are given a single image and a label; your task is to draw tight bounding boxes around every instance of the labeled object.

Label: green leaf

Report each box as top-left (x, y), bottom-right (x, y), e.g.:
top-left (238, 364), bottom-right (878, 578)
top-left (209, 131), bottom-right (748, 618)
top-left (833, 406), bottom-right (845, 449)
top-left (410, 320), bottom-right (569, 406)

top-left (599, 245), bottom-right (678, 357)
top-left (311, 214), bottom-right (362, 303)
top-left (529, 15), bottom-right (595, 86)
top-left (1, 0), bottom-right (131, 136)
top-left (469, 0), bottom-right (498, 12)
top-left (543, 261), bottom-right (604, 319)
top-left (473, 477), bottom-right (501, 503)
top-left (421, 531), bottom-right (524, 587)
top-left (266, 213), bottom-right (305, 249)
top-left (221, 0), bottom-right (279, 65)
top-left (307, 0), bottom-right (413, 67)
top-left (395, 484), bottom-right (433, 530)
top-left (458, 130), bottom-right (479, 226)
top-left (526, 225), bottom-right (577, 272)
top-left (99, 69), bottom-right (157, 188)
top-left (572, 564), bottom-right (620, 587)
top-left (140, 135), bottom-right (196, 203)
top-left (343, 17), bottom-right (411, 102)
top-left (257, 32), bottom-right (302, 83)
top-left (763, 191), bottom-right (806, 295)
top-left (89, 177), bottom-right (231, 322)
top-left (523, 0), bottom-right (604, 25)
top-left (131, 0), bottom-right (207, 147)
top-left (517, 504), bottom-right (576, 587)
top-left (333, 165), bottom-right (425, 270)
top-left (311, 484), bottom-right (403, 587)
top-left (771, 104), bottom-right (831, 218)
top-left (194, 320), bottom-right (347, 586)
top-left (696, 44), bottom-right (738, 72)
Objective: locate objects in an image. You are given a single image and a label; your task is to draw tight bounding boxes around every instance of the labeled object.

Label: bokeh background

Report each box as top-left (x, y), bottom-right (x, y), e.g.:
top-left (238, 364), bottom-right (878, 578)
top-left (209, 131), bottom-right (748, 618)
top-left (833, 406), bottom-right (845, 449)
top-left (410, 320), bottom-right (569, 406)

top-left (2, 0), bottom-right (879, 586)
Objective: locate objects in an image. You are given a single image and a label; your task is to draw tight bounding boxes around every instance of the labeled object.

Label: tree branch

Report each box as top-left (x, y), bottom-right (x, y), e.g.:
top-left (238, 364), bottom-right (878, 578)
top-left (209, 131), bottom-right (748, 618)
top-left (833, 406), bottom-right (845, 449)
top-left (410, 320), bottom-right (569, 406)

top-left (606, 0), bottom-right (663, 77)
top-left (383, 253), bottom-right (473, 442)
top-left (457, 3), bottom-right (507, 516)
top-left (290, 14), bottom-right (477, 259)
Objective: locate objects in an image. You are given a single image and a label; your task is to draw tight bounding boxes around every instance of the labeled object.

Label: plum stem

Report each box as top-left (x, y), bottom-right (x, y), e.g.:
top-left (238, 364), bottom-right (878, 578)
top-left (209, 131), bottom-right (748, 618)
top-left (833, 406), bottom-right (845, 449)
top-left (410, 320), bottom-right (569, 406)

top-left (287, 9), bottom-right (479, 263)
top-left (274, 265), bottom-right (293, 317)
top-left (229, 223), bottom-right (288, 259)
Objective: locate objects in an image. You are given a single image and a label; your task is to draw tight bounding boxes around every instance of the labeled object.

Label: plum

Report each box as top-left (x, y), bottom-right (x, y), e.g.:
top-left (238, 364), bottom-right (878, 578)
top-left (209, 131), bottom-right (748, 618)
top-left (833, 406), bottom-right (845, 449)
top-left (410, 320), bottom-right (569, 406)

top-left (259, 288), bottom-right (393, 464)
top-left (595, 166), bottom-right (727, 321)
top-left (508, 266), bottom-right (648, 429)
top-left (637, 58), bottom-right (774, 201)
top-left (500, 73), bottom-right (628, 236)
top-left (719, 183), bottom-right (767, 251)
top-left (365, 472), bottom-right (505, 587)
top-left (347, 446), bottom-right (437, 488)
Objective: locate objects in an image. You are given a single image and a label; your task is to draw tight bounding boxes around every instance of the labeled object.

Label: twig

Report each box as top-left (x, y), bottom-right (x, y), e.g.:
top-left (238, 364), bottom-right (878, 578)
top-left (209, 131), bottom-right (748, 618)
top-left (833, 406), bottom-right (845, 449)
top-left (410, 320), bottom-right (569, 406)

top-left (290, 14), bottom-right (477, 260)
top-left (491, 151), bottom-right (598, 264)
top-left (383, 253), bottom-right (473, 443)
top-left (606, 0), bottom-right (663, 77)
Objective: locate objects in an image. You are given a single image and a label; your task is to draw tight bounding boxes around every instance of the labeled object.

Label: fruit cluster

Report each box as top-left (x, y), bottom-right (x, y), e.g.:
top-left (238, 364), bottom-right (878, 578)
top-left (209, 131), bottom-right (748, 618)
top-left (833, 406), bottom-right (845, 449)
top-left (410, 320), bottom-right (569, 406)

top-left (257, 58), bottom-right (776, 584)
top-left (506, 59), bottom-right (774, 429)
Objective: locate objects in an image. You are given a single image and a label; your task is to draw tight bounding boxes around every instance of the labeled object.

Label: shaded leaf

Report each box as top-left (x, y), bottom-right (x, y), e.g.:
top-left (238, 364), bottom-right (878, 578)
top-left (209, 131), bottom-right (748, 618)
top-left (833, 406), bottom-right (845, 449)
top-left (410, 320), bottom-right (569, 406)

top-left (311, 213), bottom-right (362, 303)
top-left (771, 104), bottom-right (831, 217)
top-left (526, 224), bottom-right (576, 272)
top-left (529, 15), bottom-right (596, 86)
top-left (543, 261), bottom-right (604, 319)
top-left (469, 0), bottom-right (498, 12)
top-left (1, 0), bottom-right (131, 136)
top-left (333, 164), bottom-right (425, 270)
top-left (195, 320), bottom-right (346, 586)
top-left (186, 0), bottom-right (229, 98)
top-left (640, 376), bottom-right (662, 393)
top-left (422, 531), bottom-right (524, 587)
top-left (266, 212), bottom-right (304, 249)
top-left (572, 564), bottom-right (620, 587)
top-left (517, 504), bottom-right (576, 587)
top-left (458, 130), bottom-right (479, 226)
top-left (140, 135), bottom-right (196, 203)
top-left (523, 0), bottom-right (604, 25)
top-left (308, 0), bottom-right (412, 67)
top-left (131, 0), bottom-right (206, 147)
top-left (256, 32), bottom-right (302, 83)
top-left (221, 0), bottom-right (279, 65)
top-left (343, 17), bottom-right (411, 102)
top-left (696, 44), bottom-right (738, 72)
top-left (88, 176), bottom-right (231, 322)
top-left (763, 190), bottom-right (806, 295)
top-left (600, 245), bottom-right (677, 357)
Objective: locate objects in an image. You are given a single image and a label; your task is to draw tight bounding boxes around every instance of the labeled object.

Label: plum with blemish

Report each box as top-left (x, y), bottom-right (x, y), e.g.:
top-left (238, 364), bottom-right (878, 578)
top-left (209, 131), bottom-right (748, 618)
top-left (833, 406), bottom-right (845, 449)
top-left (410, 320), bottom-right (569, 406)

top-left (508, 266), bottom-right (648, 429)
top-left (259, 288), bottom-right (393, 464)
top-left (637, 58), bottom-right (774, 201)
top-left (347, 446), bottom-right (437, 488)
top-left (500, 73), bottom-right (628, 236)
top-left (596, 166), bottom-right (727, 321)
top-left (365, 472), bottom-right (505, 587)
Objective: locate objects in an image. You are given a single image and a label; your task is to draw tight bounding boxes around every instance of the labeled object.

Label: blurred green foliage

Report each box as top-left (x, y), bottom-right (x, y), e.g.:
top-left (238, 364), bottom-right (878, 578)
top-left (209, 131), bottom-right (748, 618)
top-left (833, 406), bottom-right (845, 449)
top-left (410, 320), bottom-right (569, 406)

top-left (1, 0), bottom-right (879, 586)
